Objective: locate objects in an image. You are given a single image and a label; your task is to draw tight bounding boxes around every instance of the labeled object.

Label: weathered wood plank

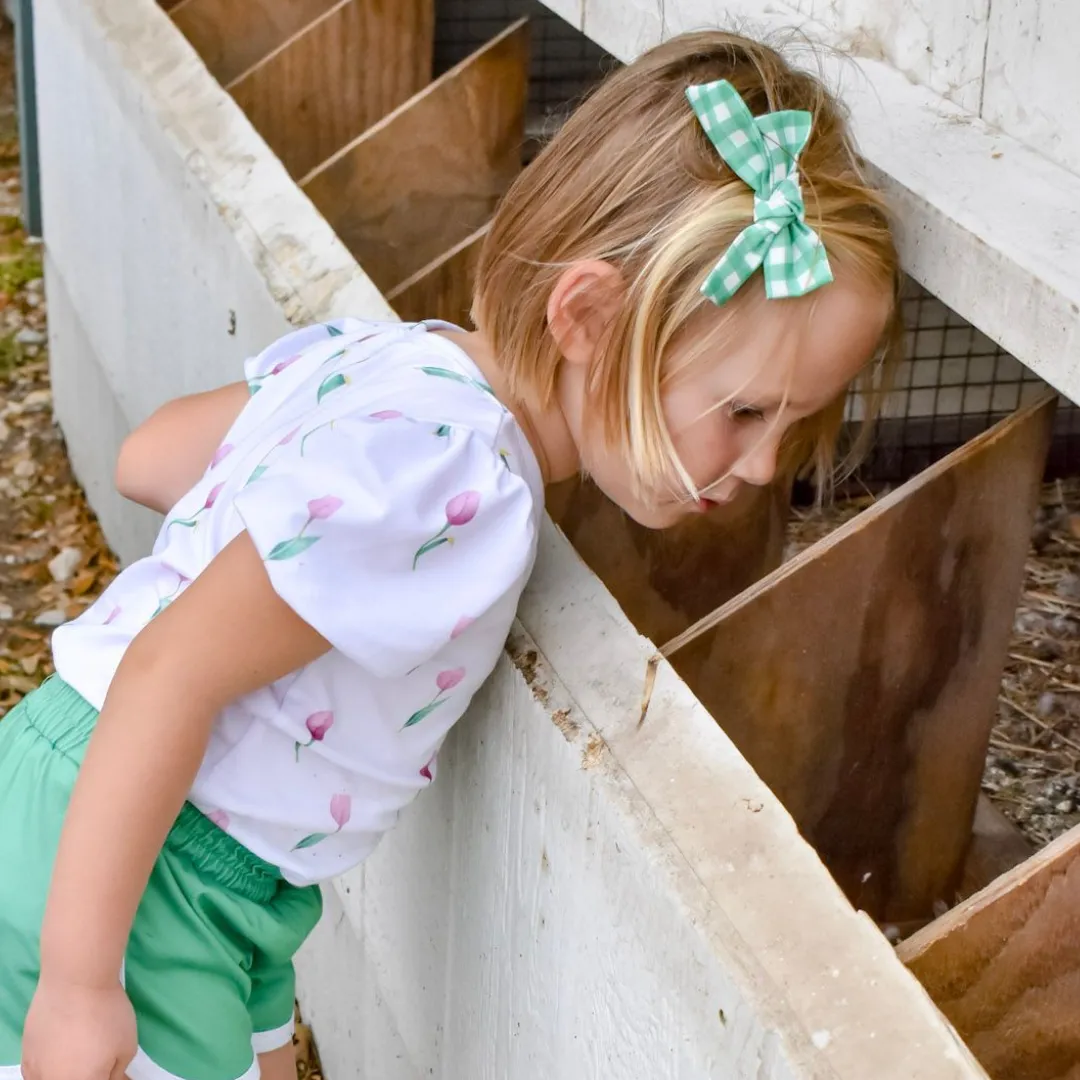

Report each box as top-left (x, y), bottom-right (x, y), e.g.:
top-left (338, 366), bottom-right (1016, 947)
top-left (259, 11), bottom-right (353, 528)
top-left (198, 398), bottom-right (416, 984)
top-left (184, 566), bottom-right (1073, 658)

top-left (548, 478), bottom-right (789, 647)
top-left (899, 822), bottom-right (1080, 1080)
top-left (386, 224), bottom-right (488, 328)
top-left (227, 0), bottom-right (434, 180)
top-left (170, 0), bottom-right (341, 85)
top-left (661, 396), bottom-right (1056, 922)
top-left (666, 0), bottom-right (991, 114)
top-left (301, 20), bottom-right (529, 293)
top-left (982, 0), bottom-right (1080, 177)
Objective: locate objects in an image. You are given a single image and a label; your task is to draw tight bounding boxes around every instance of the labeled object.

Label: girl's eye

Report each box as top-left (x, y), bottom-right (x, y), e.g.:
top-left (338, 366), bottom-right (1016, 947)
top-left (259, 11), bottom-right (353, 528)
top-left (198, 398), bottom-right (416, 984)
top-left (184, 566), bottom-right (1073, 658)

top-left (729, 402), bottom-right (765, 422)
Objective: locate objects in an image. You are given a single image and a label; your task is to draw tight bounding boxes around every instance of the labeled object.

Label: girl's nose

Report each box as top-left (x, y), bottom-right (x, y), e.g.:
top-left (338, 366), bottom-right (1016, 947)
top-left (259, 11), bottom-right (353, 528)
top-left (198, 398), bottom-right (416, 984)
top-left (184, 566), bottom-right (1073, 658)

top-left (731, 430), bottom-right (779, 487)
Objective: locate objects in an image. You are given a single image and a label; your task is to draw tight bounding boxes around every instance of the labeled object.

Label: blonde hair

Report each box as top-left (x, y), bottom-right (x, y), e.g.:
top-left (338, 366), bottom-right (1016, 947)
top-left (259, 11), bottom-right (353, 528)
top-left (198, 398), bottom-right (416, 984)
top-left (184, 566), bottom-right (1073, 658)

top-left (473, 30), bottom-right (903, 498)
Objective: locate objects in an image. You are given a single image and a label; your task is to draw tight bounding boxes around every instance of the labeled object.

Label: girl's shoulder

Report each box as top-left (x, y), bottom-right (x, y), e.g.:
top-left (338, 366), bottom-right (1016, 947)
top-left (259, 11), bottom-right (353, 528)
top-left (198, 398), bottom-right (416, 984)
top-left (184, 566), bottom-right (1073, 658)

top-left (239, 318), bottom-right (515, 452)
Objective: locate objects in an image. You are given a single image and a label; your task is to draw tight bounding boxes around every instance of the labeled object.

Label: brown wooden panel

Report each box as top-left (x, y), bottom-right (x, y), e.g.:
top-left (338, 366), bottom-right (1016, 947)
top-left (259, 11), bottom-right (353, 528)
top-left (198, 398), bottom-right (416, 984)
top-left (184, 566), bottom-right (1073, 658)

top-left (662, 396), bottom-right (1056, 922)
top-left (227, 0), bottom-right (435, 180)
top-left (547, 478), bottom-right (790, 647)
top-left (960, 796), bottom-right (1034, 901)
top-left (899, 822), bottom-right (1080, 1080)
top-left (171, 0), bottom-right (341, 85)
top-left (386, 224), bottom-right (489, 327)
top-left (301, 20), bottom-right (529, 293)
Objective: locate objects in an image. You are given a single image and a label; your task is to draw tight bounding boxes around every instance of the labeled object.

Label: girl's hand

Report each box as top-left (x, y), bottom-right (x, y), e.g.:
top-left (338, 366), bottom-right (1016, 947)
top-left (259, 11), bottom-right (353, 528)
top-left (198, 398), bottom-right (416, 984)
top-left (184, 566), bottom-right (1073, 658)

top-left (22, 978), bottom-right (137, 1080)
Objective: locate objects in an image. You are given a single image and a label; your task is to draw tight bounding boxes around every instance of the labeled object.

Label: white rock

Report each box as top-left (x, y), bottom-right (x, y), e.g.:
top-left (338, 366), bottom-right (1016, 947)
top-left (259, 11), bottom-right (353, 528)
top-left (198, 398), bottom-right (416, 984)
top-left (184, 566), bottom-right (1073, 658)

top-left (48, 546), bottom-right (82, 583)
top-left (0, 603), bottom-right (13, 620)
top-left (14, 327), bottom-right (45, 346)
top-left (34, 609), bottom-right (67, 628)
top-left (21, 388), bottom-right (51, 408)
top-left (12, 459), bottom-right (34, 478)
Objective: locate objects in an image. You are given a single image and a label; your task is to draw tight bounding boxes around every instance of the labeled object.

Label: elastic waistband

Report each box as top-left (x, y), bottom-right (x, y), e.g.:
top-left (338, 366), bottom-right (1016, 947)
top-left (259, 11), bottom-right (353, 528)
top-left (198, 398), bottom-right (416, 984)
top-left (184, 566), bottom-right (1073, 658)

top-left (21, 676), bottom-right (281, 903)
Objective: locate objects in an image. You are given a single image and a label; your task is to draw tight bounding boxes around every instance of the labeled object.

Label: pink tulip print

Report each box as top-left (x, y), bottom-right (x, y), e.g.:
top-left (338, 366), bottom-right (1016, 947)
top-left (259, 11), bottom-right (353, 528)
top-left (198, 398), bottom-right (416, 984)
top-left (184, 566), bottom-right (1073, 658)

top-left (420, 756), bottom-right (437, 783)
top-left (206, 809), bottom-right (230, 830)
top-left (210, 443), bottom-right (234, 469)
top-left (266, 495), bottom-right (344, 561)
top-left (246, 425), bottom-right (302, 486)
top-left (294, 710), bottom-right (335, 761)
top-left (293, 792), bottom-right (352, 850)
top-left (450, 614), bottom-right (475, 640)
top-left (247, 353), bottom-right (304, 393)
top-left (412, 491), bottom-right (481, 568)
top-left (370, 410), bottom-right (403, 421)
top-left (151, 571), bottom-right (191, 619)
top-left (166, 483), bottom-right (224, 532)
top-left (403, 668), bottom-right (466, 729)
top-left (103, 605), bottom-right (122, 626)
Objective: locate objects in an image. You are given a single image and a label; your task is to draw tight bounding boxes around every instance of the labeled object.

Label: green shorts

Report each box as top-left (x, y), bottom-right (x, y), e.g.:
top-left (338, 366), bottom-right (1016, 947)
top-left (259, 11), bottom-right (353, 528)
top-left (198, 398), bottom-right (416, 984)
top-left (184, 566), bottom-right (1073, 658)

top-left (0, 677), bottom-right (323, 1080)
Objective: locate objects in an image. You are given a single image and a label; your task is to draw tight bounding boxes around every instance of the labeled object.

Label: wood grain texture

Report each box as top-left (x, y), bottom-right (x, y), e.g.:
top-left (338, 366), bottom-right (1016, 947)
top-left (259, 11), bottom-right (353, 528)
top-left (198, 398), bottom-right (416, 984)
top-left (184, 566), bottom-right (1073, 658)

top-left (227, 0), bottom-right (435, 180)
top-left (301, 20), bottom-right (529, 293)
top-left (170, 0), bottom-right (341, 85)
top-left (899, 822), bottom-right (1080, 1080)
top-left (663, 396), bottom-right (1056, 922)
top-left (547, 478), bottom-right (790, 647)
top-left (386, 224), bottom-right (489, 327)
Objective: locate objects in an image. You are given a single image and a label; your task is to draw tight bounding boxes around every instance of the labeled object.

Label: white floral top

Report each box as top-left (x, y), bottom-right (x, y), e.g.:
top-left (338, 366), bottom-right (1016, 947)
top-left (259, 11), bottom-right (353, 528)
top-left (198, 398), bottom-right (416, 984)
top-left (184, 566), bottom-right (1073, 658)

top-left (52, 319), bottom-right (544, 885)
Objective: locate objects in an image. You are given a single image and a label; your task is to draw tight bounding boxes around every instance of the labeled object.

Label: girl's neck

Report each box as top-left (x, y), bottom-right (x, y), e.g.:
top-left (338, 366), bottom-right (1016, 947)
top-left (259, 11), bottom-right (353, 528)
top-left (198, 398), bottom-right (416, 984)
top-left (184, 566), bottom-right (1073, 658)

top-left (432, 328), bottom-right (579, 486)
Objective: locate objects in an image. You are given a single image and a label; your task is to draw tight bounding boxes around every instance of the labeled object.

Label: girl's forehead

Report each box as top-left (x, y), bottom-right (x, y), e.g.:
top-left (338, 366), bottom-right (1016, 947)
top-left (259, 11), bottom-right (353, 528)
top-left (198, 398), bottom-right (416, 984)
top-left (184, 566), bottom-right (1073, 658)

top-left (683, 274), bottom-right (891, 405)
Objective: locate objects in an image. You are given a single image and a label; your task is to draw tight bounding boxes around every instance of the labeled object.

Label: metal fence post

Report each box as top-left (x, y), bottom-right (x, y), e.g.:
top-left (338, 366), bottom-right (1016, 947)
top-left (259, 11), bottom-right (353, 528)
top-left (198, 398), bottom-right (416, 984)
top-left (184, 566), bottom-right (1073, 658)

top-left (13, 0), bottom-right (40, 236)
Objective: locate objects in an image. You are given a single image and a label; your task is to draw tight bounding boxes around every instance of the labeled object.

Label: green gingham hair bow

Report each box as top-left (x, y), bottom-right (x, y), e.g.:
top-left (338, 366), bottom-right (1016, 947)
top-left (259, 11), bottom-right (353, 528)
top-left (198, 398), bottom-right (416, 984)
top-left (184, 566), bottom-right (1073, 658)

top-left (686, 79), bottom-right (834, 306)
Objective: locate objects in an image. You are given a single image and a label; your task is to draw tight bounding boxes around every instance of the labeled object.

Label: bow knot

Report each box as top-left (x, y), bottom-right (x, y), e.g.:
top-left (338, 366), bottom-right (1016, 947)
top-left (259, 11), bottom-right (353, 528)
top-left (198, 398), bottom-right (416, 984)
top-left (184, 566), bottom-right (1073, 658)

top-left (685, 79), bottom-right (834, 306)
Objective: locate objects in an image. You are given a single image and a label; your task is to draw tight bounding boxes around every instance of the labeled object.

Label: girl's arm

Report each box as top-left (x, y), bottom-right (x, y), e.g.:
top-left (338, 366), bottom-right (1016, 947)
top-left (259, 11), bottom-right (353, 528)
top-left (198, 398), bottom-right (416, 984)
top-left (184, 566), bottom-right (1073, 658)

top-left (115, 382), bottom-right (250, 514)
top-left (22, 531), bottom-right (331, 1080)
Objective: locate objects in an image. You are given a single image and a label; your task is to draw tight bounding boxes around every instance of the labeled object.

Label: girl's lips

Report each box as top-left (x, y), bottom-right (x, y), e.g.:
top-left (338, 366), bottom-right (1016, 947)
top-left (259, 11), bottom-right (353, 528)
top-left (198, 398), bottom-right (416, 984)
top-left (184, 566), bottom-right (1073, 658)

top-left (692, 490), bottom-right (737, 513)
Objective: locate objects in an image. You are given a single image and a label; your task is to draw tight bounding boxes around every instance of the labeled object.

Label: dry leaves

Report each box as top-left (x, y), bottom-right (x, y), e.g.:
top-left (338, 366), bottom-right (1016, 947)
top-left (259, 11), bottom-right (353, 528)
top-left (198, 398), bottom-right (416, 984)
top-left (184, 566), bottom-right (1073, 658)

top-left (0, 248), bottom-right (119, 719)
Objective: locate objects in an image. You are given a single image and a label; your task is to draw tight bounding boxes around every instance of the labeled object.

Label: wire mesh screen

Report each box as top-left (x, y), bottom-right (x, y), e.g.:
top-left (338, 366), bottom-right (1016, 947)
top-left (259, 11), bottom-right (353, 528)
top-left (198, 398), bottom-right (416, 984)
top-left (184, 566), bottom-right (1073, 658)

top-left (859, 281), bottom-right (1080, 484)
top-left (433, 0), bottom-right (612, 135)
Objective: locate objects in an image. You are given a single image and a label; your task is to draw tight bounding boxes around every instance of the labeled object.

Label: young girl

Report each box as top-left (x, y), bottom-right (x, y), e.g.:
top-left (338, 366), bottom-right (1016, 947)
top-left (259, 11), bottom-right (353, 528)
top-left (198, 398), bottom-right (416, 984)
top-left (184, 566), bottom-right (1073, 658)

top-left (1, 30), bottom-right (899, 1080)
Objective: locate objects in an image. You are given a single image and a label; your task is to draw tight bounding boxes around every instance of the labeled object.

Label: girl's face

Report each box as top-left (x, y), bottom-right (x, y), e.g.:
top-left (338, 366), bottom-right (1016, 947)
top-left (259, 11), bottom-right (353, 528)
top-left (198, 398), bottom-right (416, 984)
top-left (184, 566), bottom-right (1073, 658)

top-left (562, 274), bottom-right (892, 530)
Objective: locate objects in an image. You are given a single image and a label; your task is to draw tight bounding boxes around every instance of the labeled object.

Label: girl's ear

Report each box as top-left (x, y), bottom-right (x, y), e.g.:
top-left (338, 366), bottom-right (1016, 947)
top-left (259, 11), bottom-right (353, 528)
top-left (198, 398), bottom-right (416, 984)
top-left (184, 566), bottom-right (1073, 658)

top-left (546, 260), bottom-right (625, 367)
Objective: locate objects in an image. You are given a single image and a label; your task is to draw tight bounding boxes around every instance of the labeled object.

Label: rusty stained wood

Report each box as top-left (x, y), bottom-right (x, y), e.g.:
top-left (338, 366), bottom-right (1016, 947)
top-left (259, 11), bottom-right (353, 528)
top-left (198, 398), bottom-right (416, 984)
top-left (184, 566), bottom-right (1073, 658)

top-left (547, 478), bottom-right (790, 647)
top-left (301, 20), bottom-right (529, 294)
top-left (899, 822), bottom-right (1080, 1080)
top-left (386, 223), bottom-right (489, 328)
top-left (661, 395), bottom-right (1056, 923)
top-left (170, 0), bottom-right (341, 85)
top-left (226, 0), bottom-right (435, 180)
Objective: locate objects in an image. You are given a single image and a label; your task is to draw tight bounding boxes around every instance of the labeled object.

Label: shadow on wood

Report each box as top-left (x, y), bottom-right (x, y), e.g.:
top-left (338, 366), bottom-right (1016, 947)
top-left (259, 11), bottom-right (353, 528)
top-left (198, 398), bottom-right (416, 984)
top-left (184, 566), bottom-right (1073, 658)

top-left (899, 822), bottom-right (1080, 1080)
top-left (661, 396), bottom-right (1056, 922)
top-left (960, 796), bottom-right (1034, 902)
top-left (547, 478), bottom-right (790, 647)
top-left (301, 19), bottom-right (529, 294)
top-left (227, 0), bottom-right (434, 179)
top-left (387, 224), bottom-right (489, 327)
top-left (170, 0), bottom-right (341, 85)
